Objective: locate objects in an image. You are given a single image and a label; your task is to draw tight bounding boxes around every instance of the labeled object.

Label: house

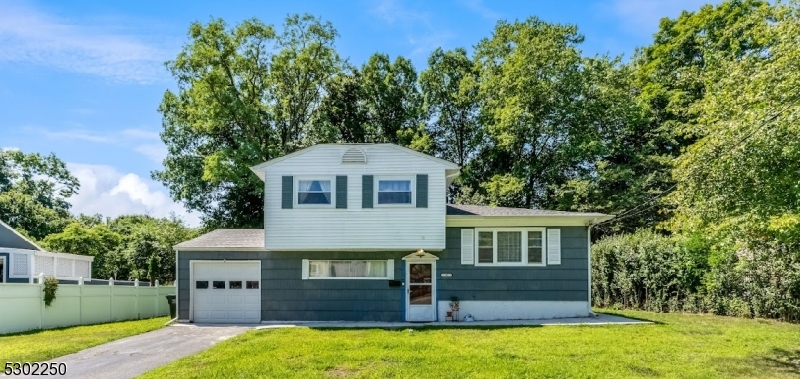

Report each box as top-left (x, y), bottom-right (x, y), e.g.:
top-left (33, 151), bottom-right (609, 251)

top-left (0, 220), bottom-right (94, 283)
top-left (174, 144), bottom-right (612, 323)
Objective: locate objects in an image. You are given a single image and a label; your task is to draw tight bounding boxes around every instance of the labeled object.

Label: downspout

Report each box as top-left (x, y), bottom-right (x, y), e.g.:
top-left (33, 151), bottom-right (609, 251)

top-left (587, 218), bottom-right (598, 316)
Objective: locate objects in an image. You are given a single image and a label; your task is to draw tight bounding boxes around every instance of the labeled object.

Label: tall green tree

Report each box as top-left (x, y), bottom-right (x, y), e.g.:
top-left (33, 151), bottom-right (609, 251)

top-left (360, 53), bottom-right (423, 145)
top-left (0, 150), bottom-right (79, 240)
top-left (41, 222), bottom-right (122, 279)
top-left (419, 47), bottom-right (481, 167)
top-left (154, 14), bottom-right (342, 228)
top-left (471, 18), bottom-right (604, 209)
top-left (314, 68), bottom-right (371, 143)
top-left (670, 1), bottom-right (800, 232)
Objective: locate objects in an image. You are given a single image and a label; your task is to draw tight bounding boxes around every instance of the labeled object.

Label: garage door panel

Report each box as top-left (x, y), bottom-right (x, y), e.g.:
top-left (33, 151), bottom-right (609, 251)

top-left (192, 261), bottom-right (261, 324)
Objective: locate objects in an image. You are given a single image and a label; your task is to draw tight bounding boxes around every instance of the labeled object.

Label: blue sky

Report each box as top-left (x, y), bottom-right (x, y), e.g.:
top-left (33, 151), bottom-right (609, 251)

top-left (0, 0), bottom-right (714, 226)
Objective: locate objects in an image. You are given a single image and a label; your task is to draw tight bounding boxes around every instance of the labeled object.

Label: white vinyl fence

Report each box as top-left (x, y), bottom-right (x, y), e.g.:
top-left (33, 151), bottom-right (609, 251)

top-left (0, 279), bottom-right (175, 334)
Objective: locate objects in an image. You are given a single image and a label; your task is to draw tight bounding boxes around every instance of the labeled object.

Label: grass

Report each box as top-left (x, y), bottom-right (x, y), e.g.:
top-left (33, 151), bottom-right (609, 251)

top-left (0, 317), bottom-right (169, 362)
top-left (138, 310), bottom-right (800, 379)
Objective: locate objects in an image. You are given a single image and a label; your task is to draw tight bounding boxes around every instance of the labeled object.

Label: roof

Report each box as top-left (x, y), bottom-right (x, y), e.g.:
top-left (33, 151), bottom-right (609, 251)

top-left (174, 229), bottom-right (265, 250)
top-left (249, 143), bottom-right (460, 181)
top-left (446, 204), bottom-right (610, 218)
top-left (0, 219), bottom-right (43, 251)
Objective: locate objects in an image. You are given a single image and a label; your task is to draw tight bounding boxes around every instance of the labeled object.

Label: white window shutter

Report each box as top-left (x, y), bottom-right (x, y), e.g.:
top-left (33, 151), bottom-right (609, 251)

top-left (387, 259), bottom-right (395, 280)
top-left (461, 229), bottom-right (475, 265)
top-left (301, 259), bottom-right (309, 279)
top-left (547, 229), bottom-right (561, 265)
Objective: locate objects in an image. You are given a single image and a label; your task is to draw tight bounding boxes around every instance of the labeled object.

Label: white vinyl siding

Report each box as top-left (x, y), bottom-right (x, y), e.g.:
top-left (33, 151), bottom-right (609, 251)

top-left (303, 259), bottom-right (395, 280)
top-left (474, 228), bottom-right (548, 267)
top-left (263, 145), bottom-right (448, 250)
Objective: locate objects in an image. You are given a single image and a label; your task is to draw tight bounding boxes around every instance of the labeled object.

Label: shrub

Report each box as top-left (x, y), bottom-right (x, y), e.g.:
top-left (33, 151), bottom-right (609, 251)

top-left (43, 277), bottom-right (59, 307)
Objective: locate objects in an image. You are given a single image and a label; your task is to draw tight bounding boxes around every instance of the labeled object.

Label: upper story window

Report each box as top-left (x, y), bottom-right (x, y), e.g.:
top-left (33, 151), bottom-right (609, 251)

top-left (297, 179), bottom-right (332, 205)
top-left (377, 179), bottom-right (412, 205)
top-left (475, 228), bottom-right (546, 266)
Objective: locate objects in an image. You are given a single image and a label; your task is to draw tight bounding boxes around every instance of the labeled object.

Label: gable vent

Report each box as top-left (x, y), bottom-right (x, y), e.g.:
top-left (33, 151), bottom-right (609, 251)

top-left (341, 147), bottom-right (367, 164)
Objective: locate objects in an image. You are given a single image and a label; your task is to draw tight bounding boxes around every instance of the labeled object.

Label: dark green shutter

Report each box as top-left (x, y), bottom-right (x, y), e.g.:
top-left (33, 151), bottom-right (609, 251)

top-left (362, 175), bottom-right (373, 208)
top-left (336, 176), bottom-right (347, 209)
top-left (416, 174), bottom-right (428, 208)
top-left (282, 176), bottom-right (293, 209)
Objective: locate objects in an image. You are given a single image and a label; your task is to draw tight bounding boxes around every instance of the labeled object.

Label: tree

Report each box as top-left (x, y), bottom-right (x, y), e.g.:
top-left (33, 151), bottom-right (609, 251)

top-left (471, 18), bottom-right (604, 209)
top-left (670, 1), bottom-right (800, 232)
top-left (314, 68), bottom-right (371, 143)
top-left (148, 255), bottom-right (161, 285)
top-left (154, 15), bottom-right (342, 228)
top-left (0, 150), bottom-right (79, 240)
top-left (419, 47), bottom-right (481, 167)
top-left (41, 222), bottom-right (122, 279)
top-left (360, 53), bottom-right (423, 145)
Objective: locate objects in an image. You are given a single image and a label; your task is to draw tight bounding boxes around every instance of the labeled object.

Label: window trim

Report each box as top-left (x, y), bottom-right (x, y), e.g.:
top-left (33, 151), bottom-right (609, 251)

top-left (473, 228), bottom-right (547, 267)
top-left (294, 176), bottom-right (335, 208)
top-left (374, 176), bottom-right (415, 207)
top-left (305, 259), bottom-right (393, 280)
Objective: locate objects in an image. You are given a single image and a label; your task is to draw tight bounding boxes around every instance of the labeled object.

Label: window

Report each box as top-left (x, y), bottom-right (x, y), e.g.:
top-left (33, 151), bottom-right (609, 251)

top-left (308, 260), bottom-right (388, 279)
top-left (377, 179), bottom-right (412, 204)
top-left (229, 281), bottom-right (243, 289)
top-left (212, 281), bottom-right (225, 289)
top-left (528, 231), bottom-right (544, 264)
top-left (297, 180), bottom-right (331, 205)
top-left (478, 231), bottom-right (493, 263)
top-left (195, 281), bottom-right (209, 289)
top-left (474, 228), bottom-right (546, 266)
top-left (246, 281), bottom-right (259, 289)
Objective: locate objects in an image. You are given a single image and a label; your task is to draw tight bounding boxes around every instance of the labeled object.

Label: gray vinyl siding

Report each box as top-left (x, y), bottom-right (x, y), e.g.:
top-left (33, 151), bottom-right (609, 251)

top-left (0, 224), bottom-right (39, 250)
top-left (416, 174), bottom-right (428, 208)
top-left (177, 250), bottom-right (406, 322)
top-left (335, 176), bottom-right (347, 209)
top-left (281, 176), bottom-right (293, 209)
top-left (438, 227), bottom-right (588, 302)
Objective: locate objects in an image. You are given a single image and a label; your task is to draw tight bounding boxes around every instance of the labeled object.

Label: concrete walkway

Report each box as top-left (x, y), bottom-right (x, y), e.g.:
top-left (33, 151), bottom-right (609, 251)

top-left (256, 313), bottom-right (651, 329)
top-left (17, 324), bottom-right (251, 379)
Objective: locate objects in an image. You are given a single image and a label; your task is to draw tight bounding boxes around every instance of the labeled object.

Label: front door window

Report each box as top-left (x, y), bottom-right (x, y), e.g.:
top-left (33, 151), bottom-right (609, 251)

top-left (409, 263), bottom-right (432, 305)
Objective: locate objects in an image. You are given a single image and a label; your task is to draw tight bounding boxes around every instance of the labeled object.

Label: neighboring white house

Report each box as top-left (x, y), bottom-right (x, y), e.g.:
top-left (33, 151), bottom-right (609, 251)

top-left (0, 220), bottom-right (94, 283)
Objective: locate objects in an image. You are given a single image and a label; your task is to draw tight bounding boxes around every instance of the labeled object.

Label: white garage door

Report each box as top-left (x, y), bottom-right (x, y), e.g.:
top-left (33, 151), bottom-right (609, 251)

top-left (192, 261), bottom-right (261, 323)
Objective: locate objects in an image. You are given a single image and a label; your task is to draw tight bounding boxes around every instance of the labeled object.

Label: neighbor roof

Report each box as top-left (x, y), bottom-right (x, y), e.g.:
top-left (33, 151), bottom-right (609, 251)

top-left (446, 204), bottom-right (610, 218)
top-left (0, 219), bottom-right (43, 251)
top-left (174, 229), bottom-right (265, 251)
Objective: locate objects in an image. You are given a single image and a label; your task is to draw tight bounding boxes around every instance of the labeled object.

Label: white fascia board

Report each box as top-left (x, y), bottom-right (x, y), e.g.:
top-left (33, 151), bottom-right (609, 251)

top-left (446, 215), bottom-right (614, 227)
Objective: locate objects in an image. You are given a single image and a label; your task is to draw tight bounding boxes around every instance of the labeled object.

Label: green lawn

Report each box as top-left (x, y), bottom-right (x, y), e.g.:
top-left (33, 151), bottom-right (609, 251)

top-left (0, 317), bottom-right (169, 362)
top-left (139, 310), bottom-right (800, 379)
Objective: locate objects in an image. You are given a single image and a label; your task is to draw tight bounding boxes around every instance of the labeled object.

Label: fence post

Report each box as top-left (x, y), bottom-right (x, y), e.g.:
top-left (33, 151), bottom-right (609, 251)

top-left (38, 273), bottom-right (44, 330)
top-left (134, 279), bottom-right (140, 319)
top-left (78, 277), bottom-right (84, 325)
top-left (109, 277), bottom-right (114, 321)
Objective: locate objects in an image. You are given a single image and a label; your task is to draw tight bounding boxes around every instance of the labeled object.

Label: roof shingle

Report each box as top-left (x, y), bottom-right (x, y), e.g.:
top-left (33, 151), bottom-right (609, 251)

top-left (174, 229), bottom-right (264, 249)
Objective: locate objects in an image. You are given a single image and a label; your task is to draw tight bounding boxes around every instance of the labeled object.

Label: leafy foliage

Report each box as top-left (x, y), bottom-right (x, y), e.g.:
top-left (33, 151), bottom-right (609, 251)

top-left (0, 150), bottom-right (78, 240)
top-left (42, 276), bottom-right (58, 307)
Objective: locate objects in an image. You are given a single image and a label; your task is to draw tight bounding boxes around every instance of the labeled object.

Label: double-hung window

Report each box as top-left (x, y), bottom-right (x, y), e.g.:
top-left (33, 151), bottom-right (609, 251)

top-left (297, 179), bottom-right (332, 205)
top-left (377, 179), bottom-right (412, 205)
top-left (474, 228), bottom-right (546, 266)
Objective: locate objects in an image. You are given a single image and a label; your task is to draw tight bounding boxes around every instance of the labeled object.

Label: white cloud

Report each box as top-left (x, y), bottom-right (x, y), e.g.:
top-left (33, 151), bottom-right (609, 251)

top-left (67, 163), bottom-right (200, 226)
top-left (29, 127), bottom-right (113, 143)
top-left (134, 144), bottom-right (167, 164)
top-left (0, 3), bottom-right (169, 83)
top-left (605, 0), bottom-right (712, 33)
top-left (122, 128), bottom-right (160, 140)
top-left (2, 147), bottom-right (20, 151)
top-left (459, 0), bottom-right (501, 20)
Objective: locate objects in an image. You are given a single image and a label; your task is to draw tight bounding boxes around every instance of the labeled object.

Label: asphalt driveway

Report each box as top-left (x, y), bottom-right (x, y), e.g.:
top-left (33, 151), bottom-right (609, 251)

top-left (16, 323), bottom-right (251, 379)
